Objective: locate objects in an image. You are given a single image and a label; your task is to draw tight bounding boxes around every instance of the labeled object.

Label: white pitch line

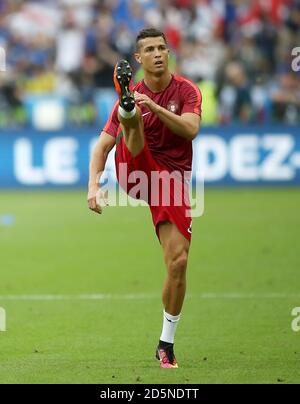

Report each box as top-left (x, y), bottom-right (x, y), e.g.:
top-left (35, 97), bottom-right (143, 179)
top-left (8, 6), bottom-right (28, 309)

top-left (197, 293), bottom-right (300, 299)
top-left (0, 293), bottom-right (299, 302)
top-left (0, 293), bottom-right (159, 301)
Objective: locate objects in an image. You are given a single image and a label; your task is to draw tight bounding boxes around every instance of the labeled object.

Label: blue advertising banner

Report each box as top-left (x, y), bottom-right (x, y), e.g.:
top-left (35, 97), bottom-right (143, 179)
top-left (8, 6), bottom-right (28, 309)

top-left (0, 125), bottom-right (300, 188)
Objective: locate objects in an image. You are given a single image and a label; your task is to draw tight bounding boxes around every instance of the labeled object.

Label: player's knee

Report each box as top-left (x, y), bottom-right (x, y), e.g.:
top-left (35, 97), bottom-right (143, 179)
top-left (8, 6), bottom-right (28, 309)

top-left (168, 250), bottom-right (188, 282)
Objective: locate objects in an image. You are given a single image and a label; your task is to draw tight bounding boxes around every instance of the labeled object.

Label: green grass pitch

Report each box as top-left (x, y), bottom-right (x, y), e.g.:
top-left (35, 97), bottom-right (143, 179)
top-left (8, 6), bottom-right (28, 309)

top-left (0, 188), bottom-right (299, 384)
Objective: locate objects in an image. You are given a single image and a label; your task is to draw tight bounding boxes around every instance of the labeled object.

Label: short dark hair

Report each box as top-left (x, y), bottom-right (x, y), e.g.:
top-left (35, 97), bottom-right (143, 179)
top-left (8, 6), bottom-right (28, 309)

top-left (136, 28), bottom-right (167, 50)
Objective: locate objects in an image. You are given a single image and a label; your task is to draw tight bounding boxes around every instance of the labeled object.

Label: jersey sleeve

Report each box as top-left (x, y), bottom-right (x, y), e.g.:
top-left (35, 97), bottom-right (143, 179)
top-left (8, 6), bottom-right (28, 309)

top-left (102, 101), bottom-right (120, 138)
top-left (181, 80), bottom-right (202, 117)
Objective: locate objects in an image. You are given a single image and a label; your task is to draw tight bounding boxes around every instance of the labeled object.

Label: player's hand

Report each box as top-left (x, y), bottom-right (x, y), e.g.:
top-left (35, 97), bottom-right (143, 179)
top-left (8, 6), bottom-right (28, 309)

top-left (134, 92), bottom-right (160, 113)
top-left (87, 187), bottom-right (108, 215)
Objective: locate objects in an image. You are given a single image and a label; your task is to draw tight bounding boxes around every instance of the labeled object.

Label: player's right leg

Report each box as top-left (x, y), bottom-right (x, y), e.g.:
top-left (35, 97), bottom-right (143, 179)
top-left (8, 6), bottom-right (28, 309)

top-left (155, 221), bottom-right (191, 368)
top-left (114, 60), bottom-right (144, 157)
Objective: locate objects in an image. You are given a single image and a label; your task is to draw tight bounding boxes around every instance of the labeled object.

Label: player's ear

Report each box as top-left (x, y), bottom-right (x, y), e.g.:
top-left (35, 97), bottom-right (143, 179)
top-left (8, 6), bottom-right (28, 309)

top-left (134, 52), bottom-right (142, 64)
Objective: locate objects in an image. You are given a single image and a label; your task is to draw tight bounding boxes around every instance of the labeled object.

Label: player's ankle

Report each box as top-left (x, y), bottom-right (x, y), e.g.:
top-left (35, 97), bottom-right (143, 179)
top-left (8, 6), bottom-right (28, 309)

top-left (118, 106), bottom-right (137, 119)
top-left (159, 340), bottom-right (174, 349)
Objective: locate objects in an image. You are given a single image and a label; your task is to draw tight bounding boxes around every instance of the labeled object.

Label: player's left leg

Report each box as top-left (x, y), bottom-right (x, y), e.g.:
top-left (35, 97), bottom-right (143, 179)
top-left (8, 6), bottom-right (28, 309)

top-left (156, 221), bottom-right (190, 368)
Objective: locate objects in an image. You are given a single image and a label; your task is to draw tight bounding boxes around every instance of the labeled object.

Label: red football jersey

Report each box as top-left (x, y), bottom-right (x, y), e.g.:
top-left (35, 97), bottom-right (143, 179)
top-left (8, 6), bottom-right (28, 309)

top-left (103, 74), bottom-right (202, 174)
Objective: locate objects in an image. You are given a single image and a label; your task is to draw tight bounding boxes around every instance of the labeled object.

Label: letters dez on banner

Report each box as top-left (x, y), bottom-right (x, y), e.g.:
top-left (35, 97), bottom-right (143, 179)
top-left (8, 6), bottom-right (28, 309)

top-left (0, 126), bottom-right (300, 188)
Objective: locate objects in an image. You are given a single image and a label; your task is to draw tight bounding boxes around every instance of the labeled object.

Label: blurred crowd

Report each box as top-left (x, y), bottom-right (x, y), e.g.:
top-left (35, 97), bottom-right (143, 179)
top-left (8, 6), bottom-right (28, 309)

top-left (0, 0), bottom-right (300, 128)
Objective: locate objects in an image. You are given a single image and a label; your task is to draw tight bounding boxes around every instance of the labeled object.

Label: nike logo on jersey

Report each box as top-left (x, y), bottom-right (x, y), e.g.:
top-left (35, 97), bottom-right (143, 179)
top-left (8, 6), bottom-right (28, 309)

top-left (142, 112), bottom-right (151, 118)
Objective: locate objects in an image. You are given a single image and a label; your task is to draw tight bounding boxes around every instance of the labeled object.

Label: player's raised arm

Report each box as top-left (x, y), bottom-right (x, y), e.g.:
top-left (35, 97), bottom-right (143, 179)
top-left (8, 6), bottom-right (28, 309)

top-left (134, 92), bottom-right (201, 141)
top-left (87, 132), bottom-right (116, 214)
top-left (157, 109), bottom-right (200, 141)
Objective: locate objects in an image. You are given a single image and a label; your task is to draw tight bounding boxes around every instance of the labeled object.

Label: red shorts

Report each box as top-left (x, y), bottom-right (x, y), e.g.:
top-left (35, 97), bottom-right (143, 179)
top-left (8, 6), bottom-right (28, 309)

top-left (115, 139), bottom-right (192, 242)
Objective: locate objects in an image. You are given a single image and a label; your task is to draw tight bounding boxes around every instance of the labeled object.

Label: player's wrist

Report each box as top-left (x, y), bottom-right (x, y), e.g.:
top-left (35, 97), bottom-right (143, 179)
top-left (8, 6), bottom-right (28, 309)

top-left (153, 104), bottom-right (163, 114)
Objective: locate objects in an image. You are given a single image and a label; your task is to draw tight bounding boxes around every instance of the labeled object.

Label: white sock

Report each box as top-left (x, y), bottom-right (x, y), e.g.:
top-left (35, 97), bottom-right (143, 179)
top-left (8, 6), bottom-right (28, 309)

top-left (118, 106), bottom-right (136, 119)
top-left (160, 310), bottom-right (181, 344)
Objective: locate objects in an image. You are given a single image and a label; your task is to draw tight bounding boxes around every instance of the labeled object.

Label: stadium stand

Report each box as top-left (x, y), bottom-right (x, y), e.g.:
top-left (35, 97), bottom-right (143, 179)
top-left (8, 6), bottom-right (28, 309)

top-left (0, 0), bottom-right (299, 128)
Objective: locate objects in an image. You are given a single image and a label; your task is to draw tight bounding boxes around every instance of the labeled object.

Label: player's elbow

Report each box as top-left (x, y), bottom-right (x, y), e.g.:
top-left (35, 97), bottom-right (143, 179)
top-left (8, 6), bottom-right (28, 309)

top-left (94, 134), bottom-right (115, 159)
top-left (188, 124), bottom-right (200, 140)
top-left (179, 114), bottom-right (200, 140)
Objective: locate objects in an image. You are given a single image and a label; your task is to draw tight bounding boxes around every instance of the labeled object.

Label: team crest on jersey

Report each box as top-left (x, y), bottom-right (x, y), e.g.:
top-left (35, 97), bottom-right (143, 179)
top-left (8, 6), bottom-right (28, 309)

top-left (167, 100), bottom-right (179, 114)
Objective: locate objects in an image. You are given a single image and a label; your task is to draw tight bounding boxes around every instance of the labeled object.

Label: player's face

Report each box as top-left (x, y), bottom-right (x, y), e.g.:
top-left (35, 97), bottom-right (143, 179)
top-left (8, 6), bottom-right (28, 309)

top-left (135, 37), bottom-right (169, 75)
